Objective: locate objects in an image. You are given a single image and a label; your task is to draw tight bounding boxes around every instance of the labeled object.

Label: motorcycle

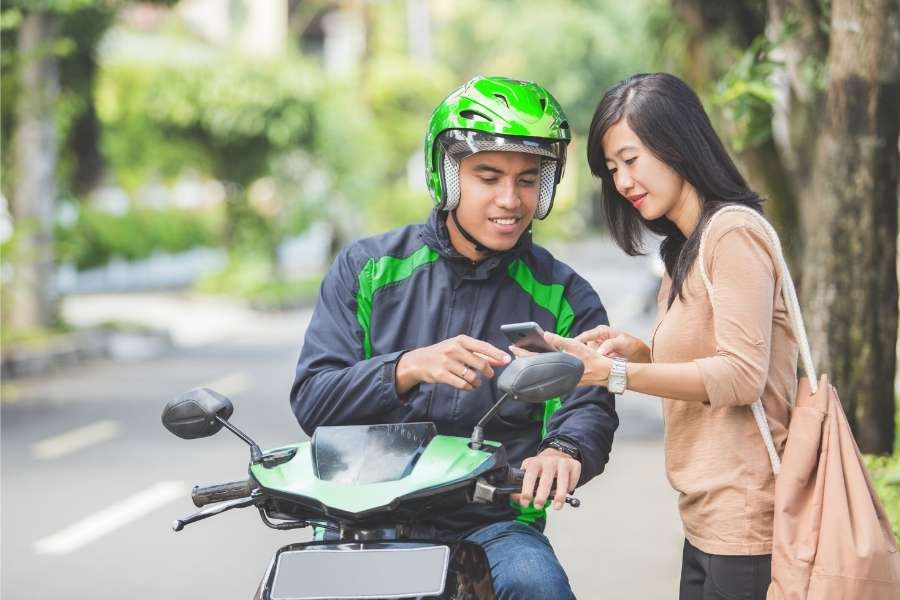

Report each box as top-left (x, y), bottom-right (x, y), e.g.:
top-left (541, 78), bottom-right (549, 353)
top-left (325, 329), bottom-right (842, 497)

top-left (162, 352), bottom-right (584, 600)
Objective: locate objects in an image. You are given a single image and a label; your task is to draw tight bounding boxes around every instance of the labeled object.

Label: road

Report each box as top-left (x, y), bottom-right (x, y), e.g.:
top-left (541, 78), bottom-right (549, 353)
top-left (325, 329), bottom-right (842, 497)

top-left (1, 237), bottom-right (683, 599)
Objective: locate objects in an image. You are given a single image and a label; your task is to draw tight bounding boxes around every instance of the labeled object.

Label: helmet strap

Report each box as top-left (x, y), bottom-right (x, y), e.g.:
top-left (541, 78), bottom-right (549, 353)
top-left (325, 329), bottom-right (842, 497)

top-left (450, 208), bottom-right (496, 257)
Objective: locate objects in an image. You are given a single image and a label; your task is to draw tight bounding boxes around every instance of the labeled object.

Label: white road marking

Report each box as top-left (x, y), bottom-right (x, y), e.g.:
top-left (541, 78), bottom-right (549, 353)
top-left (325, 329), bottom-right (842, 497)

top-left (198, 372), bottom-right (250, 397)
top-left (32, 420), bottom-right (122, 460)
top-left (34, 480), bottom-right (187, 555)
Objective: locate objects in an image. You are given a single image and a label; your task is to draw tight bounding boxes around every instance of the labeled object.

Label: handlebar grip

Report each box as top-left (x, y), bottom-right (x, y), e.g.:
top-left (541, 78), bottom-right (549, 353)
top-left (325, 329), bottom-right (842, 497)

top-left (503, 468), bottom-right (581, 507)
top-left (192, 480), bottom-right (253, 507)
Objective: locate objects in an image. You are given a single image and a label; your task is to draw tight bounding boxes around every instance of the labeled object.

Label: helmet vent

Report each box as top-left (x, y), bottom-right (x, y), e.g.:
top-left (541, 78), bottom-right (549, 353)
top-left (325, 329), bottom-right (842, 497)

top-left (460, 110), bottom-right (492, 123)
top-left (559, 120), bottom-right (569, 130)
top-left (493, 93), bottom-right (510, 108)
top-left (539, 97), bottom-right (547, 110)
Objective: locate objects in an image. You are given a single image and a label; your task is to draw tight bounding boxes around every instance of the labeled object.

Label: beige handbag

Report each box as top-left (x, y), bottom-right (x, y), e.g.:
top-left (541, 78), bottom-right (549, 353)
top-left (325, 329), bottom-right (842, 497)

top-left (699, 205), bottom-right (900, 599)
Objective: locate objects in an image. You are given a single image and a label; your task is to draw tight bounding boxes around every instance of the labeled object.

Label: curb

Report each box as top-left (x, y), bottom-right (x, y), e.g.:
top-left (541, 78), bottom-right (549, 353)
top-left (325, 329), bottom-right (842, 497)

top-left (1, 326), bottom-right (174, 380)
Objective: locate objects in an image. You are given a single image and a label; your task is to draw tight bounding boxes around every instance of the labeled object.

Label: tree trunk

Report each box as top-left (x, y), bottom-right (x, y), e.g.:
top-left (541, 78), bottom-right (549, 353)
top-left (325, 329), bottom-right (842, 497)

top-left (737, 137), bottom-right (801, 271)
top-left (9, 11), bottom-right (60, 330)
top-left (801, 0), bottom-right (899, 454)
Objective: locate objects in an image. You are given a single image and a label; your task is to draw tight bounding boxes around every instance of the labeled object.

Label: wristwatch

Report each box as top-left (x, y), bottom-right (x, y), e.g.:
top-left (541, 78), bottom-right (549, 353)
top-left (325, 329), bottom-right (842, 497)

top-left (542, 438), bottom-right (581, 462)
top-left (607, 357), bottom-right (628, 394)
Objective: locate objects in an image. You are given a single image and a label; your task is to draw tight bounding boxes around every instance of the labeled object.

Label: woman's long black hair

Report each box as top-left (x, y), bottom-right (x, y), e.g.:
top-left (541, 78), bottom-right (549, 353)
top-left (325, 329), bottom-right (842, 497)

top-left (586, 73), bottom-right (763, 307)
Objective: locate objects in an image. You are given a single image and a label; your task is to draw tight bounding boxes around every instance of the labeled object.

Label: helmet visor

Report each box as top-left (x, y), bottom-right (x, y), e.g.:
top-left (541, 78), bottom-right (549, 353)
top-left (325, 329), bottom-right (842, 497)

top-left (437, 129), bottom-right (566, 166)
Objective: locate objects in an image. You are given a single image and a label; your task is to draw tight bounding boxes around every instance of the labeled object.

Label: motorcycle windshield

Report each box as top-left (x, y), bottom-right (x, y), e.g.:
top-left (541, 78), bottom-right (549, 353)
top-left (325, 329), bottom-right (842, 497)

top-left (311, 423), bottom-right (438, 484)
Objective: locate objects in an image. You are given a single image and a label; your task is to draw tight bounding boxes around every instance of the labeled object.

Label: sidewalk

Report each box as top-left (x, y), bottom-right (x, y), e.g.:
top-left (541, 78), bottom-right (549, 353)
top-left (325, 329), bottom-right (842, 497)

top-left (544, 236), bottom-right (683, 599)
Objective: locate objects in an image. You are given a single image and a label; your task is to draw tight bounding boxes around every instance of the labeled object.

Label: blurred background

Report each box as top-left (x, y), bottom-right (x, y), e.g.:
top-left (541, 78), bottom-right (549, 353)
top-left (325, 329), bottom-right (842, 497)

top-left (1, 1), bottom-right (897, 598)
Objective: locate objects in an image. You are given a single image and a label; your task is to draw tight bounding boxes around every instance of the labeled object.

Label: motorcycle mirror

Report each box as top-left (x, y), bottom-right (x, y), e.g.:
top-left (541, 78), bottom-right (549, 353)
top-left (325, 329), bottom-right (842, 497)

top-left (497, 353), bottom-right (584, 403)
top-left (469, 353), bottom-right (585, 450)
top-left (162, 388), bottom-right (234, 439)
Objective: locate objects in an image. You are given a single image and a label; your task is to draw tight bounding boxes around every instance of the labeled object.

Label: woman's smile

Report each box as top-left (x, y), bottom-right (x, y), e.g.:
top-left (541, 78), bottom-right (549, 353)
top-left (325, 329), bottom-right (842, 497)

top-left (627, 193), bottom-right (647, 209)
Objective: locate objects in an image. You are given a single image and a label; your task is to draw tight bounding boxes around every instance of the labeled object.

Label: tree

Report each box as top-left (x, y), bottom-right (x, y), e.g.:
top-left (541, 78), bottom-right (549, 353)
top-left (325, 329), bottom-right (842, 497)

top-left (799, 0), bottom-right (899, 453)
top-left (1, 0), bottom-right (171, 331)
top-left (668, 0), bottom-right (899, 453)
top-left (6, 8), bottom-right (61, 329)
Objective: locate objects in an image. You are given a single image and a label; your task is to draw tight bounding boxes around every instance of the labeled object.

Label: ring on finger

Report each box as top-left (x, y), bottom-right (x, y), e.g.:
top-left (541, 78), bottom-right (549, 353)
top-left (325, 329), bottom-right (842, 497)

top-left (460, 366), bottom-right (470, 379)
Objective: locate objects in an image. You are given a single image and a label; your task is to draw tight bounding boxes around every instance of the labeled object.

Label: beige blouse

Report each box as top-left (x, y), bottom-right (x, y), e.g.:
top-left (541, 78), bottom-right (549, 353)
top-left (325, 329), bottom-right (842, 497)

top-left (650, 210), bottom-right (798, 556)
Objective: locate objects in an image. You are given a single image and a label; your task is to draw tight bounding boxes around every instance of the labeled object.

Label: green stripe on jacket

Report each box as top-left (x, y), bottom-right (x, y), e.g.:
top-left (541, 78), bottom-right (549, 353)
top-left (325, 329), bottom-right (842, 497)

top-left (356, 245), bottom-right (441, 360)
top-left (506, 258), bottom-right (575, 525)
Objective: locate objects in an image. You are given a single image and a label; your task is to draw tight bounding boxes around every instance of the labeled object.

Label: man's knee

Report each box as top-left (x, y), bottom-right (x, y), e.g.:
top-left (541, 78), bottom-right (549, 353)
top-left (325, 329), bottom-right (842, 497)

top-left (488, 543), bottom-right (574, 599)
top-left (465, 521), bottom-right (575, 599)
top-left (491, 559), bottom-right (573, 600)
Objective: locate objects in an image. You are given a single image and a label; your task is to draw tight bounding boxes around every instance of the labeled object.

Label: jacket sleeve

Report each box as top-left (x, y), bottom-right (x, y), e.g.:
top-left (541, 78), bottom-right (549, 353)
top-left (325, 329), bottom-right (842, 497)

top-left (290, 246), bottom-right (406, 436)
top-left (542, 275), bottom-right (619, 486)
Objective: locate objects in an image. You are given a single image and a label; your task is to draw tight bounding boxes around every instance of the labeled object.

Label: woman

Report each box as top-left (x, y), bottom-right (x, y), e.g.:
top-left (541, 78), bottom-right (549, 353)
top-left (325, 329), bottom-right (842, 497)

top-left (532, 73), bottom-right (797, 599)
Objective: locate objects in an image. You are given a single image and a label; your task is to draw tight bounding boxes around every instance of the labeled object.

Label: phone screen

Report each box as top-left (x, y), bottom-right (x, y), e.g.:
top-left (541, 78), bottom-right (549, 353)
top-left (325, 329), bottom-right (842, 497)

top-left (501, 322), bottom-right (556, 353)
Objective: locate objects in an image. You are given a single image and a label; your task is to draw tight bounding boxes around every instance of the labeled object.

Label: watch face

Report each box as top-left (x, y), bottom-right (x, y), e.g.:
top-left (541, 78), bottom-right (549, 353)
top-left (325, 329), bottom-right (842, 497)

top-left (608, 359), bottom-right (627, 394)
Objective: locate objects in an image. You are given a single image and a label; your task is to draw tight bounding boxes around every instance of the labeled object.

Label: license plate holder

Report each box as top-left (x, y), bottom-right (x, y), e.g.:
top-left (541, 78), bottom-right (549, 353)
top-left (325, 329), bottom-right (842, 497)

top-left (268, 543), bottom-right (450, 599)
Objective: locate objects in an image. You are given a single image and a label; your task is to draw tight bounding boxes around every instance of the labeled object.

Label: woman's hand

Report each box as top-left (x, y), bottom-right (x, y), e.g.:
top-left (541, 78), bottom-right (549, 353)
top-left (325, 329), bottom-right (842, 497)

top-left (574, 325), bottom-right (651, 363)
top-left (542, 332), bottom-right (613, 387)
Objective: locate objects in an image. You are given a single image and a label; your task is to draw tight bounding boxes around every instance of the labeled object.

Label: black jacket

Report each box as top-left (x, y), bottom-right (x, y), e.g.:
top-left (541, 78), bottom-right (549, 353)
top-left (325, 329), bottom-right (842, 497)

top-left (291, 210), bottom-right (618, 531)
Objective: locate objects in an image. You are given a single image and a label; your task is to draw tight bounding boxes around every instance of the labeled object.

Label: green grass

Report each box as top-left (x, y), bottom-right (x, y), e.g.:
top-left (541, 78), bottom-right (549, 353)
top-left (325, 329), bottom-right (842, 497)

top-left (864, 396), bottom-right (900, 541)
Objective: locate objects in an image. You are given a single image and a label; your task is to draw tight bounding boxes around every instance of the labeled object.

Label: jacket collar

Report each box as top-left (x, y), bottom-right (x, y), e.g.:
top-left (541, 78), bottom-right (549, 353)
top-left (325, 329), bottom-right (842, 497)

top-left (419, 209), bottom-right (532, 279)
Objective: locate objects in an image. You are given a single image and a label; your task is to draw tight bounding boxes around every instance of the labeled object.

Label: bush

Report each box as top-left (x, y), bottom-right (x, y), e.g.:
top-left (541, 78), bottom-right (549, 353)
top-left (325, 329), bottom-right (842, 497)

top-left (866, 452), bottom-right (900, 541)
top-left (194, 254), bottom-right (322, 310)
top-left (865, 397), bottom-right (900, 541)
top-left (56, 204), bottom-right (221, 270)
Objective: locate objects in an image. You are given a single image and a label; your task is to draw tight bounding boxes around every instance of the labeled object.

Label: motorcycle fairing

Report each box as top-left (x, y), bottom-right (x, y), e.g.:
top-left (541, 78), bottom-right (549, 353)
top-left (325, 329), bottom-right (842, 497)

top-left (250, 428), bottom-right (501, 518)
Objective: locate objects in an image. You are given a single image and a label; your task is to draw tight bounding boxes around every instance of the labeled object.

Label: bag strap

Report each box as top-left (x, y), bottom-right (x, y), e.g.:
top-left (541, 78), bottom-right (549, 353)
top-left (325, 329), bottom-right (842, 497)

top-left (697, 205), bottom-right (818, 475)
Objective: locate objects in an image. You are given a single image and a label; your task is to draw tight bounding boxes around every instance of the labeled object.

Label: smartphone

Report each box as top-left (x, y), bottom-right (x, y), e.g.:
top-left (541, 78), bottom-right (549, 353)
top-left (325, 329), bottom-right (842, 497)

top-left (501, 321), bottom-right (556, 353)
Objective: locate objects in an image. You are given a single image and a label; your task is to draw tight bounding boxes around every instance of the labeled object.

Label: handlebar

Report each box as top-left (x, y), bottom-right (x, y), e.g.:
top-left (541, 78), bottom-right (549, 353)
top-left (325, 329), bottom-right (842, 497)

top-left (508, 467), bottom-right (525, 484)
top-left (192, 480), bottom-right (254, 507)
top-left (494, 466), bottom-right (581, 508)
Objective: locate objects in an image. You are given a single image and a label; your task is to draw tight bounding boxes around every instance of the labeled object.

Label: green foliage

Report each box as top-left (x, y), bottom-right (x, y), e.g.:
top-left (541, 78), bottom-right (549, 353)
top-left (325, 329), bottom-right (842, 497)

top-left (309, 81), bottom-right (388, 210)
top-left (366, 56), bottom-right (456, 171)
top-left (96, 53), bottom-right (320, 188)
top-left (304, 54), bottom-right (453, 238)
top-left (0, 322), bottom-right (72, 348)
top-left (866, 452), bottom-right (900, 541)
top-left (366, 182), bottom-right (432, 235)
top-left (55, 204), bottom-right (221, 270)
top-left (0, 1), bottom-right (176, 198)
top-left (435, 0), bottom-right (655, 137)
top-left (712, 36), bottom-right (780, 153)
top-left (95, 58), bottom-right (214, 191)
top-left (194, 255), bottom-right (322, 310)
top-left (864, 397), bottom-right (900, 541)
top-left (95, 51), bottom-right (322, 260)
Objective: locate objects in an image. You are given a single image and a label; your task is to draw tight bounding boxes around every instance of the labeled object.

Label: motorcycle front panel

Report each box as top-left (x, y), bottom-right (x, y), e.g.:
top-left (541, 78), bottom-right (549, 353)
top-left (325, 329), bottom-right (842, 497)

top-left (250, 425), bottom-right (500, 517)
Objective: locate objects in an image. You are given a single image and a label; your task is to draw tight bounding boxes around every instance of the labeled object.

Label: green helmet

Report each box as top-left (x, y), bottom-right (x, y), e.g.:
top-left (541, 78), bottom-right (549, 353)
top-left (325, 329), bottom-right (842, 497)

top-left (424, 76), bottom-right (571, 220)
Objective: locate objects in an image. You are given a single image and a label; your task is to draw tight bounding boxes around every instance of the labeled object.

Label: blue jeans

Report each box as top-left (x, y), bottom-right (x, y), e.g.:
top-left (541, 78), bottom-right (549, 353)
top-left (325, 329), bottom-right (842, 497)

top-left (462, 520), bottom-right (576, 600)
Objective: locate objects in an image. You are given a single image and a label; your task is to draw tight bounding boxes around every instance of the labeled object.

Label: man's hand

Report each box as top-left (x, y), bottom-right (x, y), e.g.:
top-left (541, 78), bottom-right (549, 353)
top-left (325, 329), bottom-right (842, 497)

top-left (395, 335), bottom-right (510, 395)
top-left (516, 448), bottom-right (582, 511)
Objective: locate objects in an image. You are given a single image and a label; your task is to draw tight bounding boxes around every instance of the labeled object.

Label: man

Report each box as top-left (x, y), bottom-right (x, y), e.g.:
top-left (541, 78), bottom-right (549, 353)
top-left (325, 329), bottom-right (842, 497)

top-left (291, 75), bottom-right (618, 598)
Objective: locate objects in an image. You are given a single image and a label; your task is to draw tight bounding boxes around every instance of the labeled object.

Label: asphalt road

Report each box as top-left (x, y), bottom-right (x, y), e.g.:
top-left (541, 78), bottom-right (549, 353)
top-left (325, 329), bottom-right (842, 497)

top-left (2, 238), bottom-right (683, 599)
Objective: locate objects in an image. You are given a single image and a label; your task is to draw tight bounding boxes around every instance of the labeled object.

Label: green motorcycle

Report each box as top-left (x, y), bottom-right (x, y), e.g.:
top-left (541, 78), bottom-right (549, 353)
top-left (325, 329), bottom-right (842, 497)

top-left (162, 352), bottom-right (584, 600)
